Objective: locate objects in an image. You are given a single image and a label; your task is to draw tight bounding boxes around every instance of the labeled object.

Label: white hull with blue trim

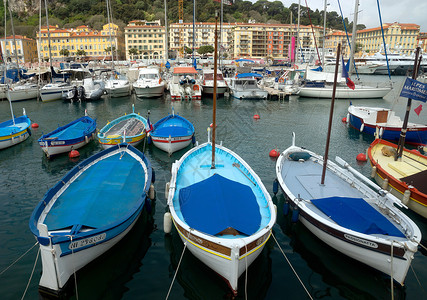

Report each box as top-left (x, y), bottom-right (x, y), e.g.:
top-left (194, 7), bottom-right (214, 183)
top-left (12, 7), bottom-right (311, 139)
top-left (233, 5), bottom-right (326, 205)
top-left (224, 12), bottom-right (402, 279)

top-left (0, 109), bottom-right (32, 150)
top-left (40, 83), bottom-right (74, 102)
top-left (38, 115), bottom-right (96, 157)
top-left (275, 134), bottom-right (421, 285)
top-left (29, 143), bottom-right (153, 293)
top-left (150, 113), bottom-right (194, 154)
top-left (167, 142), bottom-right (276, 295)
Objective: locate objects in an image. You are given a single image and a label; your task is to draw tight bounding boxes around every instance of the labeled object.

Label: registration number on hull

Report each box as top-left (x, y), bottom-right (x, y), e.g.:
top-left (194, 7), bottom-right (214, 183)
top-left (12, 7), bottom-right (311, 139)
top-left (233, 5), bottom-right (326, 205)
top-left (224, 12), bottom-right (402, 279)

top-left (69, 233), bottom-right (106, 250)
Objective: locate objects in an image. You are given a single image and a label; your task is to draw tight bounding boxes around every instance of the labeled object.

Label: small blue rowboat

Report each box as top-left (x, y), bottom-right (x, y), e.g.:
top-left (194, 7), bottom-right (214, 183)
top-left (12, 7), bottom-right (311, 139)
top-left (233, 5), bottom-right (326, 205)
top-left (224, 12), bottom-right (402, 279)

top-left (149, 111), bottom-right (195, 154)
top-left (98, 105), bottom-right (148, 149)
top-left (166, 141), bottom-right (276, 295)
top-left (38, 113), bottom-right (96, 157)
top-left (0, 108), bottom-right (31, 150)
top-left (29, 143), bottom-right (154, 293)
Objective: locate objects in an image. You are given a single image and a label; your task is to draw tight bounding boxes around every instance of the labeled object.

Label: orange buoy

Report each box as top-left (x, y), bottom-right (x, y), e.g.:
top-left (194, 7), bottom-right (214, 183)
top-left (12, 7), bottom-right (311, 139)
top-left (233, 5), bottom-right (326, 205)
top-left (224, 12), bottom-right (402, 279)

top-left (31, 123), bottom-right (39, 128)
top-left (253, 114), bottom-right (260, 120)
top-left (69, 149), bottom-right (80, 158)
top-left (342, 117), bottom-right (347, 122)
top-left (269, 149), bottom-right (280, 158)
top-left (356, 153), bottom-right (367, 162)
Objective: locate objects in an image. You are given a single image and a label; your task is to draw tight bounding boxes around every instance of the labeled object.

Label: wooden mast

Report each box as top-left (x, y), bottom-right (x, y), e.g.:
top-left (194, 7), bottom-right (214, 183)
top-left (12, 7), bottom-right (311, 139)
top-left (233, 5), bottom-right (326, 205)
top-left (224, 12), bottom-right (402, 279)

top-left (321, 43), bottom-right (341, 185)
top-left (211, 12), bottom-right (219, 169)
top-left (395, 46), bottom-right (421, 160)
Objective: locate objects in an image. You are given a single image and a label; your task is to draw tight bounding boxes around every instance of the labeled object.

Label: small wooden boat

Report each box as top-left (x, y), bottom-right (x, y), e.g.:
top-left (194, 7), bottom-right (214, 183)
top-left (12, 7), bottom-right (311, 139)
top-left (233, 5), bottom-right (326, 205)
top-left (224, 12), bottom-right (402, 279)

top-left (347, 104), bottom-right (427, 145)
top-left (368, 138), bottom-right (427, 218)
top-left (0, 108), bottom-right (31, 150)
top-left (165, 20), bottom-right (276, 295)
top-left (29, 143), bottom-right (154, 294)
top-left (149, 110), bottom-right (195, 154)
top-left (38, 112), bottom-right (96, 157)
top-left (166, 142), bottom-right (276, 295)
top-left (275, 133), bottom-right (421, 285)
top-left (98, 105), bottom-right (148, 149)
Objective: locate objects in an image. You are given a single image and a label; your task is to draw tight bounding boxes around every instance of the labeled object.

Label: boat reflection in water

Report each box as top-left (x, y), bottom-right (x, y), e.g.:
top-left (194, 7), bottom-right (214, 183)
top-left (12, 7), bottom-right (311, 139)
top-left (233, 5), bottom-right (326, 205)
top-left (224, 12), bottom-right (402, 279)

top-left (40, 204), bottom-right (155, 299)
top-left (165, 228), bottom-right (273, 299)
top-left (276, 195), bottom-right (405, 300)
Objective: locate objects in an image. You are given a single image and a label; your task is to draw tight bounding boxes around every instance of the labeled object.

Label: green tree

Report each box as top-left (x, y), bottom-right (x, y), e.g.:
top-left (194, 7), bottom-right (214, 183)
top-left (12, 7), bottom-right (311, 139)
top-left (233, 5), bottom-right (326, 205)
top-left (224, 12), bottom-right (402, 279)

top-left (76, 49), bottom-right (86, 57)
top-left (198, 45), bottom-right (215, 56)
top-left (59, 48), bottom-right (70, 57)
top-left (128, 48), bottom-right (139, 60)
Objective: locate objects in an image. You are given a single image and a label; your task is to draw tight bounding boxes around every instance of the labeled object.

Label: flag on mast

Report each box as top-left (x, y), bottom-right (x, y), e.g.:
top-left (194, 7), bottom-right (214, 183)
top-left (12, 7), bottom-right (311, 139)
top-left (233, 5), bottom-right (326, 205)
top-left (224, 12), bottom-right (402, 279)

top-left (341, 56), bottom-right (355, 90)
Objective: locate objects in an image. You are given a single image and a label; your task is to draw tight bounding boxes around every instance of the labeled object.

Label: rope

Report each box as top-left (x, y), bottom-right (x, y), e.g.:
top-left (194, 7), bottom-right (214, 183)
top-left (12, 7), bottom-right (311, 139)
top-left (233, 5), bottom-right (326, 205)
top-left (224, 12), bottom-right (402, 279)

top-left (390, 241), bottom-right (394, 300)
top-left (410, 263), bottom-right (426, 293)
top-left (70, 235), bottom-right (79, 300)
top-left (0, 242), bottom-right (39, 276)
top-left (20, 247), bottom-right (40, 300)
top-left (271, 233), bottom-right (313, 300)
top-left (165, 240), bottom-right (187, 300)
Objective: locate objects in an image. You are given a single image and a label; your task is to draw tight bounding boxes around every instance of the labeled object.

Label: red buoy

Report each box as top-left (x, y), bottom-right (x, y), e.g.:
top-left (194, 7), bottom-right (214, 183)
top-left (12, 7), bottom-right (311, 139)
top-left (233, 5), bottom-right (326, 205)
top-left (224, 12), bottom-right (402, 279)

top-left (69, 149), bottom-right (80, 158)
top-left (342, 117), bottom-right (347, 123)
top-left (356, 153), bottom-right (367, 162)
top-left (31, 123), bottom-right (39, 128)
top-left (269, 149), bottom-right (280, 158)
top-left (253, 114), bottom-right (260, 120)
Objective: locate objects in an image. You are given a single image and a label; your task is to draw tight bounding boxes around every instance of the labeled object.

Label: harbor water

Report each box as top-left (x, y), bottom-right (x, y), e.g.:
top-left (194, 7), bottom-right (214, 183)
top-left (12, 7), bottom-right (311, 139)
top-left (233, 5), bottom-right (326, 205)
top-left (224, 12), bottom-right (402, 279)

top-left (1, 75), bottom-right (427, 299)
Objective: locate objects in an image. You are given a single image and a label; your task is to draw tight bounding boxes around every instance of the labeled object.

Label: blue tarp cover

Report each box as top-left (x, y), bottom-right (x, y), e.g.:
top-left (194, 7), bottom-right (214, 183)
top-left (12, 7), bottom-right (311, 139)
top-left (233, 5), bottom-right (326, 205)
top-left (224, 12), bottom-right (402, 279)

top-left (311, 197), bottom-right (405, 237)
top-left (179, 174), bottom-right (261, 236)
top-left (236, 72), bottom-right (263, 79)
top-left (152, 115), bottom-right (194, 138)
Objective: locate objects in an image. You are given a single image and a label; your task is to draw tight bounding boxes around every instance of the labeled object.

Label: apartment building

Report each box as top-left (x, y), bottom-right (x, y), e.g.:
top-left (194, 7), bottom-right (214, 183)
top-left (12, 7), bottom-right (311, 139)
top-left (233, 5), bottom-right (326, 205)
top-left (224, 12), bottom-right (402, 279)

top-left (417, 32), bottom-right (427, 54)
top-left (124, 20), bottom-right (166, 60)
top-left (324, 30), bottom-right (351, 57)
top-left (0, 35), bottom-right (38, 63)
top-left (37, 23), bottom-right (124, 61)
top-left (356, 22), bottom-right (420, 55)
top-left (169, 22), bottom-right (232, 58)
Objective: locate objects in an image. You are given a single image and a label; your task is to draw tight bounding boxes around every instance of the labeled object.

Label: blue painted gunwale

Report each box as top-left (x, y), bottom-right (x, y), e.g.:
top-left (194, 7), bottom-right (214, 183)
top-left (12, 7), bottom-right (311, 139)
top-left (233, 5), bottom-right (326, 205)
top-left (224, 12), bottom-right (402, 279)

top-left (151, 114), bottom-right (194, 139)
top-left (29, 143), bottom-right (152, 256)
top-left (37, 116), bottom-right (96, 147)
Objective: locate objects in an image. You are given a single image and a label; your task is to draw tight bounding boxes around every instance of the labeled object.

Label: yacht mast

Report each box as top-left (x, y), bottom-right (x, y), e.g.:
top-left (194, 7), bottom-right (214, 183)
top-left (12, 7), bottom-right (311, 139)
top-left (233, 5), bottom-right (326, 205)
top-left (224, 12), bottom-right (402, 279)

top-left (349, 0), bottom-right (359, 75)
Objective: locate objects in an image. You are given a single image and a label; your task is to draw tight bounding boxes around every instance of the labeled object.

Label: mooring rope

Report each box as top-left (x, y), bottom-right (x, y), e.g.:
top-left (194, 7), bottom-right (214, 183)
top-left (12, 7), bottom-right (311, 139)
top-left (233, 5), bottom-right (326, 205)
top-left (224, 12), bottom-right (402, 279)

top-left (271, 233), bottom-right (313, 300)
top-left (410, 263), bottom-right (426, 293)
top-left (70, 235), bottom-right (79, 300)
top-left (0, 241), bottom-right (38, 277)
top-left (165, 240), bottom-right (187, 300)
top-left (390, 241), bottom-right (394, 300)
top-left (20, 247), bottom-right (40, 300)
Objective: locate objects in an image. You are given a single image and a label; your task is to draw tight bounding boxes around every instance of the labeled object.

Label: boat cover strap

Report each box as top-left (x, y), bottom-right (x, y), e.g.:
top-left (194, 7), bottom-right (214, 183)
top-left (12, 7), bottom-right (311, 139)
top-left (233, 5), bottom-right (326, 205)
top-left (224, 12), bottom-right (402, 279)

top-left (311, 197), bottom-right (405, 237)
top-left (179, 174), bottom-right (261, 236)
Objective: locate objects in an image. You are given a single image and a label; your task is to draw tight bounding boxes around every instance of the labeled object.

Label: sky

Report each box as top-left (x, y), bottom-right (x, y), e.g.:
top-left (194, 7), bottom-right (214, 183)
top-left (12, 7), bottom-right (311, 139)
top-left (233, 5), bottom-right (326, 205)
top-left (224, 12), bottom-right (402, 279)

top-left (274, 0), bottom-right (427, 32)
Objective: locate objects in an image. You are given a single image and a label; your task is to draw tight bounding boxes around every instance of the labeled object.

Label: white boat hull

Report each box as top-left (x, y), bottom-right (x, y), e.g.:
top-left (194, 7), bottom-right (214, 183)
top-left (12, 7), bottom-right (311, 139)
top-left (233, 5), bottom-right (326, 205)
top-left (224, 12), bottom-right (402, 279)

top-left (38, 212), bottom-right (139, 292)
top-left (7, 88), bottom-right (39, 102)
top-left (298, 86), bottom-right (391, 99)
top-left (105, 85), bottom-right (131, 98)
top-left (0, 130), bottom-right (30, 149)
top-left (201, 85), bottom-right (228, 95)
top-left (41, 86), bottom-right (73, 102)
top-left (134, 84), bottom-right (165, 98)
top-left (151, 135), bottom-right (193, 154)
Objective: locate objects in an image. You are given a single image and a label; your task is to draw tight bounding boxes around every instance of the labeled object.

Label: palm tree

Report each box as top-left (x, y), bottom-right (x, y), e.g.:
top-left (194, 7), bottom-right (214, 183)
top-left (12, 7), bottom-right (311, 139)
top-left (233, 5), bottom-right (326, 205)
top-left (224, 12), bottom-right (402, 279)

top-left (128, 48), bottom-right (139, 60)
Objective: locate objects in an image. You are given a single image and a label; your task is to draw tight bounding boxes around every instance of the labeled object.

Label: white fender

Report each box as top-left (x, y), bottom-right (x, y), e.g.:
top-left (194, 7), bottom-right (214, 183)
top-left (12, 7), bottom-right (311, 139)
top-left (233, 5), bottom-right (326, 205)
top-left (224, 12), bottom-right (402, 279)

top-left (163, 212), bottom-right (172, 234)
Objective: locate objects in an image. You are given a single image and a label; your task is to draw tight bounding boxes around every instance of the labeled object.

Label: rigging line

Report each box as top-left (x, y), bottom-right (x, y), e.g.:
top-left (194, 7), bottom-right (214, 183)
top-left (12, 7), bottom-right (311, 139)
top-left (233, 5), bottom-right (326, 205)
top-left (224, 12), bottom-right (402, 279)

top-left (376, 0), bottom-right (392, 80)
top-left (69, 235), bottom-right (79, 300)
top-left (304, 0), bottom-right (322, 66)
top-left (0, 241), bottom-right (39, 276)
top-left (20, 247), bottom-right (40, 300)
top-left (410, 262), bottom-right (426, 293)
top-left (165, 240), bottom-right (188, 300)
top-left (271, 232), bottom-right (313, 300)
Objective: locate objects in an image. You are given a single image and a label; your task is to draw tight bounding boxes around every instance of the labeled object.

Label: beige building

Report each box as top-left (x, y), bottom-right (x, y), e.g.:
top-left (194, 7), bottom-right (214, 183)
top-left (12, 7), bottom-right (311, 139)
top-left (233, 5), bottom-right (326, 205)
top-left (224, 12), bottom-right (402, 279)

top-left (417, 32), bottom-right (427, 54)
top-left (324, 30), bottom-right (351, 57)
top-left (37, 23), bottom-right (124, 61)
top-left (356, 22), bottom-right (420, 55)
top-left (0, 35), bottom-right (38, 63)
top-left (124, 20), bottom-right (166, 60)
top-left (169, 22), bottom-right (232, 58)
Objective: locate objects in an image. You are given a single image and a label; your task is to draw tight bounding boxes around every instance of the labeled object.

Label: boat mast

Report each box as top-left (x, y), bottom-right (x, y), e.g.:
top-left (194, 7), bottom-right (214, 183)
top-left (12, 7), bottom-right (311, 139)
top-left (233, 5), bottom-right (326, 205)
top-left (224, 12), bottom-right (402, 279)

top-left (106, 0), bottom-right (115, 70)
top-left (211, 12), bottom-right (218, 169)
top-left (44, 0), bottom-right (53, 82)
top-left (4, 0), bottom-right (15, 125)
top-left (296, 0), bottom-right (301, 64)
top-left (395, 47), bottom-right (421, 160)
top-left (322, 0), bottom-right (327, 68)
top-left (321, 43), bottom-right (341, 184)
top-left (164, 0), bottom-right (168, 61)
top-left (8, 4), bottom-right (20, 81)
top-left (349, 0), bottom-right (359, 76)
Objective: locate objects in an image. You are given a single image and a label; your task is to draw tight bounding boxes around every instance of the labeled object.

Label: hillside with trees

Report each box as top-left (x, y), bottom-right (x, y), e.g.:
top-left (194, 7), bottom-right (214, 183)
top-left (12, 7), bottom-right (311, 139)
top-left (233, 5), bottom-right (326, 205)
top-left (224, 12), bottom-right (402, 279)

top-left (0, 0), bottom-right (364, 39)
